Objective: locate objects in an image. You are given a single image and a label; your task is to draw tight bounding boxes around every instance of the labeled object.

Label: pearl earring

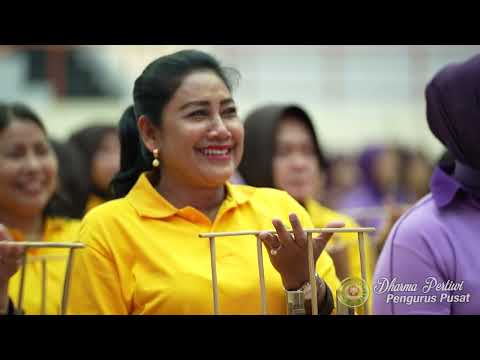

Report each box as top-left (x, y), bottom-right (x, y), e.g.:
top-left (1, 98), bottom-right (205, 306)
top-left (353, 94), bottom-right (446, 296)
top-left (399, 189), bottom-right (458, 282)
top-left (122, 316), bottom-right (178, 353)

top-left (152, 149), bottom-right (160, 168)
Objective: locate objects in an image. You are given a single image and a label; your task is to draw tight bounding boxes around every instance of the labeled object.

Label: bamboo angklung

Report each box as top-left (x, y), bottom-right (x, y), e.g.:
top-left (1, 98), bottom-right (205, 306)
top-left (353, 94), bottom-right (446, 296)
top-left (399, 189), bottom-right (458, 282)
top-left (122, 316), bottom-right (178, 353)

top-left (357, 231), bottom-right (369, 315)
top-left (199, 227), bottom-right (375, 315)
top-left (256, 235), bottom-right (267, 315)
top-left (3, 242), bottom-right (85, 315)
top-left (41, 258), bottom-right (47, 315)
top-left (16, 254), bottom-right (27, 311)
top-left (307, 233), bottom-right (318, 315)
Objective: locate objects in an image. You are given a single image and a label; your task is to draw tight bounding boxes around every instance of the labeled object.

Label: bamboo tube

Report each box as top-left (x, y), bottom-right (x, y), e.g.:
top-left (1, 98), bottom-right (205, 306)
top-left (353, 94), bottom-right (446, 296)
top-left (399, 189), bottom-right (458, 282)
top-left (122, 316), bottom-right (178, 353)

top-left (16, 253), bottom-right (28, 312)
top-left (209, 237), bottom-right (219, 315)
top-left (357, 231), bottom-right (369, 315)
top-left (41, 258), bottom-right (47, 315)
top-left (307, 233), bottom-right (318, 315)
top-left (60, 249), bottom-right (77, 315)
top-left (256, 235), bottom-right (268, 314)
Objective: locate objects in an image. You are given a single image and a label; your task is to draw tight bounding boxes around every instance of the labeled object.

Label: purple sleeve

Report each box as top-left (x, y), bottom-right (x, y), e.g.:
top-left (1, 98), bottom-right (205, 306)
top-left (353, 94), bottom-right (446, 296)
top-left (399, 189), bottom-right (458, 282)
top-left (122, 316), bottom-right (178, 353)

top-left (372, 205), bottom-right (453, 315)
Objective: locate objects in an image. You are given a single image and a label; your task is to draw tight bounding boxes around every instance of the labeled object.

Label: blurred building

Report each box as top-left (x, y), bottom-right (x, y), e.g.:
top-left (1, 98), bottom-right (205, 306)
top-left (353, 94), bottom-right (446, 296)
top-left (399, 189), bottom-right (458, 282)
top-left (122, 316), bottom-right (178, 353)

top-left (1, 45), bottom-right (479, 161)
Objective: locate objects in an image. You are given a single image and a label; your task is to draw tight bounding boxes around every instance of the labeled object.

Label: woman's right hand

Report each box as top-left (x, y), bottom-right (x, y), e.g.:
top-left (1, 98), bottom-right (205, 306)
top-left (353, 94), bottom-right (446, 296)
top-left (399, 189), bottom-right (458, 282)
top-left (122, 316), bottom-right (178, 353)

top-left (0, 224), bottom-right (25, 285)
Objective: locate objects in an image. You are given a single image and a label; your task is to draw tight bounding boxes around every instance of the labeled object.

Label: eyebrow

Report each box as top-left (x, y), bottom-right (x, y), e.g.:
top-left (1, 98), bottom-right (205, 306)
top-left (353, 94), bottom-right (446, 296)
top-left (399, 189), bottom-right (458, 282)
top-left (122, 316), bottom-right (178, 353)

top-left (179, 98), bottom-right (235, 111)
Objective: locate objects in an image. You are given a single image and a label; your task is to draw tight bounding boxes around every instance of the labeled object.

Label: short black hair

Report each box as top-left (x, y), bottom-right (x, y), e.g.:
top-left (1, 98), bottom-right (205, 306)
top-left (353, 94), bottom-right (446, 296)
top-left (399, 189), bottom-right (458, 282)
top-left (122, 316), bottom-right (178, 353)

top-left (0, 102), bottom-right (46, 133)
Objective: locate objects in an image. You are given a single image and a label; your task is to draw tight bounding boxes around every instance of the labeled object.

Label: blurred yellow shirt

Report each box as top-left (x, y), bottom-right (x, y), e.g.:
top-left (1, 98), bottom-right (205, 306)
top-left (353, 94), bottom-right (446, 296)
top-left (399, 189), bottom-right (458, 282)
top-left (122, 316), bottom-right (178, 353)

top-left (68, 173), bottom-right (340, 315)
top-left (85, 194), bottom-right (106, 214)
top-left (8, 217), bottom-right (81, 315)
top-left (304, 199), bottom-right (375, 313)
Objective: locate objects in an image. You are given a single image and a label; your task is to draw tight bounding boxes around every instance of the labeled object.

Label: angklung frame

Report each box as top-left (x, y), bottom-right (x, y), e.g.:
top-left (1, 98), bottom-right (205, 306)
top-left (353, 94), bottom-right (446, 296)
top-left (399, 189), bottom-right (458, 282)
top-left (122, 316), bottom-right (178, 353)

top-left (4, 242), bottom-right (85, 315)
top-left (199, 227), bottom-right (375, 315)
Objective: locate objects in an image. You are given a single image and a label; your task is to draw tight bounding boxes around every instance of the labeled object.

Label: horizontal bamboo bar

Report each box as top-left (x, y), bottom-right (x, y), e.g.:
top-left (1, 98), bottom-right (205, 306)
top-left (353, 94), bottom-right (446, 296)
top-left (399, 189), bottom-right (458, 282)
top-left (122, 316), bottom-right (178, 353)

top-left (1, 242), bottom-right (85, 249)
top-left (199, 227), bottom-right (375, 238)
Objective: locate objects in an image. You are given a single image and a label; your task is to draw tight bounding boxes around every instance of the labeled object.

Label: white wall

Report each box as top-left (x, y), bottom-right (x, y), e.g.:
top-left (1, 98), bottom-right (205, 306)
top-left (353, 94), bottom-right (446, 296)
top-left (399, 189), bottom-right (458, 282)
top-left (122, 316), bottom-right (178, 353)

top-left (34, 45), bottom-right (480, 160)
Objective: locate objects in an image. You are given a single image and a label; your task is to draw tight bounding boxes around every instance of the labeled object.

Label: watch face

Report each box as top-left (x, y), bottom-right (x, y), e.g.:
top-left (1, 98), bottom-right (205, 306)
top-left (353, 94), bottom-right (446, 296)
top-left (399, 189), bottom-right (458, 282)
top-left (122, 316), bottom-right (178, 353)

top-left (337, 277), bottom-right (369, 308)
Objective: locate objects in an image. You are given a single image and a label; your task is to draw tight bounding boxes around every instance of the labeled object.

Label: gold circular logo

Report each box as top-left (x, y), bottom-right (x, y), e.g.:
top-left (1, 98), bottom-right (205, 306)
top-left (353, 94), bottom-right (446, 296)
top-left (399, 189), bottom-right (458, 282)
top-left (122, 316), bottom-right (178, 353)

top-left (338, 277), bottom-right (369, 308)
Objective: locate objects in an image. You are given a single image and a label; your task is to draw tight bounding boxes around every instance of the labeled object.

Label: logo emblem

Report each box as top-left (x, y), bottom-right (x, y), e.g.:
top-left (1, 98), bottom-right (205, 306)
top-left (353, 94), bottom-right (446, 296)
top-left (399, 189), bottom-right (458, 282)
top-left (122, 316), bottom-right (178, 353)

top-left (337, 277), bottom-right (369, 308)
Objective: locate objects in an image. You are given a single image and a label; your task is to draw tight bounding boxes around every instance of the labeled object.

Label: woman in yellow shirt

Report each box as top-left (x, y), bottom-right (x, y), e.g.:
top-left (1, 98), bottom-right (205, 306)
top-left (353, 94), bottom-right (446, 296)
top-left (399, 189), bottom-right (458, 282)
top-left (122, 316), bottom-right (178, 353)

top-left (0, 102), bottom-right (80, 315)
top-left (67, 124), bottom-right (120, 216)
top-left (68, 50), bottom-right (342, 315)
top-left (238, 105), bottom-right (375, 285)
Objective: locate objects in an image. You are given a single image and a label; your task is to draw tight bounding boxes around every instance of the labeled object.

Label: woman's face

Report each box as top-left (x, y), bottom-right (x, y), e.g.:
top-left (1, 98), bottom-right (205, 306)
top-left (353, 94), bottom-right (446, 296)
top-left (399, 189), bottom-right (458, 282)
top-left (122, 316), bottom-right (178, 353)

top-left (373, 148), bottom-right (400, 192)
top-left (272, 117), bottom-right (323, 202)
top-left (91, 131), bottom-right (120, 192)
top-left (150, 70), bottom-right (244, 188)
top-left (0, 120), bottom-right (58, 218)
top-left (405, 154), bottom-right (431, 198)
top-left (330, 157), bottom-right (359, 190)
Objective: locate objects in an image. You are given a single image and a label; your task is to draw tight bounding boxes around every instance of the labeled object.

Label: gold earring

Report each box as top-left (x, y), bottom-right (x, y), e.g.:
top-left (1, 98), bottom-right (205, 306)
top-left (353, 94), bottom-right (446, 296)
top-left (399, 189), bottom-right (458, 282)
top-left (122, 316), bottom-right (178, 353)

top-left (152, 149), bottom-right (160, 168)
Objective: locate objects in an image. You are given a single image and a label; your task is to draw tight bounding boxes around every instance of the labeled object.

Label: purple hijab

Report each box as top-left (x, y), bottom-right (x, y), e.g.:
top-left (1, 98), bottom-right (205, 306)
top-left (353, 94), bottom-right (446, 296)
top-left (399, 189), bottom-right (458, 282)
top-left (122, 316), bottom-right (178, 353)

top-left (426, 54), bottom-right (480, 193)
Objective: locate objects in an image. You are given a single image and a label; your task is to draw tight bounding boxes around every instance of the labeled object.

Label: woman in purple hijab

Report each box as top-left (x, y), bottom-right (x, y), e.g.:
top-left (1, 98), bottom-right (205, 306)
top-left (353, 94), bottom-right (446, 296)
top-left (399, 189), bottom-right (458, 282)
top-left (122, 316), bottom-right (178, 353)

top-left (373, 54), bottom-right (480, 315)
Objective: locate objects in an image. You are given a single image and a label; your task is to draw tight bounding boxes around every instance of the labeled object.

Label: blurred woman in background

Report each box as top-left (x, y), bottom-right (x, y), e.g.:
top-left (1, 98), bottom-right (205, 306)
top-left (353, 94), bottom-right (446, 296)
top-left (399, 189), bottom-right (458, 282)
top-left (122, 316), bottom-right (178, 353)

top-left (67, 124), bottom-right (120, 216)
top-left (336, 145), bottom-right (407, 241)
top-left (323, 154), bottom-right (360, 209)
top-left (338, 145), bottom-right (405, 211)
top-left (238, 104), bottom-right (375, 285)
top-left (371, 147), bottom-right (433, 253)
top-left (0, 102), bottom-right (80, 315)
top-left (398, 147), bottom-right (433, 204)
top-left (49, 139), bottom-right (89, 219)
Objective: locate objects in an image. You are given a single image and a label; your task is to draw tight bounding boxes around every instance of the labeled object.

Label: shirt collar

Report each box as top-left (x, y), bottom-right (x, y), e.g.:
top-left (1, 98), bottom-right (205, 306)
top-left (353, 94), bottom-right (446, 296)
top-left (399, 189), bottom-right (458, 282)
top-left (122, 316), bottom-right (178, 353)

top-left (126, 172), bottom-right (254, 220)
top-left (431, 166), bottom-right (463, 209)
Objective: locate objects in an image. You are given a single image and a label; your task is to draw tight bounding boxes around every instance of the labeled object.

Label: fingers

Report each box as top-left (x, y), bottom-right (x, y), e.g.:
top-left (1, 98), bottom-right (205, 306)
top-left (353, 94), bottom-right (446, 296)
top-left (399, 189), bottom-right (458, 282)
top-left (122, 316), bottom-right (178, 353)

top-left (0, 254), bottom-right (23, 267)
top-left (313, 221), bottom-right (345, 253)
top-left (270, 216), bottom-right (346, 252)
top-left (288, 213), bottom-right (307, 248)
top-left (272, 218), bottom-right (295, 248)
top-left (0, 243), bottom-right (25, 265)
top-left (0, 224), bottom-right (12, 242)
top-left (258, 231), bottom-right (281, 253)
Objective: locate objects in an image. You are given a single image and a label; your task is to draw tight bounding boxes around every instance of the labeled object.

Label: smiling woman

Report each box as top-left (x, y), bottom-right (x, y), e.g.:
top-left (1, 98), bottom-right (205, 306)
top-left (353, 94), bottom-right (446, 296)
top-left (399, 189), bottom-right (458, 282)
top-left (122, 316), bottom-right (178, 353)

top-left (0, 116), bottom-right (57, 216)
top-left (67, 50), bottom-right (342, 315)
top-left (0, 102), bottom-right (81, 315)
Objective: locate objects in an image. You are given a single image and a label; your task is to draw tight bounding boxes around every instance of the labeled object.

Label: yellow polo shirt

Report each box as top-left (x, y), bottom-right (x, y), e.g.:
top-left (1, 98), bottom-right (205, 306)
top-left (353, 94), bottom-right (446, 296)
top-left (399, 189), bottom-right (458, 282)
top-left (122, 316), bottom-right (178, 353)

top-left (8, 217), bottom-right (81, 315)
top-left (305, 199), bottom-right (375, 313)
top-left (68, 173), bottom-right (340, 315)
